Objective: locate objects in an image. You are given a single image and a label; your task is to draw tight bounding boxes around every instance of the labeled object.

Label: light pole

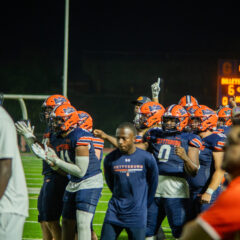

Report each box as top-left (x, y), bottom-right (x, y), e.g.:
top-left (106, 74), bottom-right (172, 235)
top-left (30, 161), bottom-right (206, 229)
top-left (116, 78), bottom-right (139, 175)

top-left (63, 0), bottom-right (69, 97)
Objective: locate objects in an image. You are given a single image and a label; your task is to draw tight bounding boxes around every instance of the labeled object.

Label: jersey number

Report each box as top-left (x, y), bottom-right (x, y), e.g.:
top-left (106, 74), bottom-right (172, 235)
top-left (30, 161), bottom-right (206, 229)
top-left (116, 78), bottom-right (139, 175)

top-left (158, 144), bottom-right (171, 162)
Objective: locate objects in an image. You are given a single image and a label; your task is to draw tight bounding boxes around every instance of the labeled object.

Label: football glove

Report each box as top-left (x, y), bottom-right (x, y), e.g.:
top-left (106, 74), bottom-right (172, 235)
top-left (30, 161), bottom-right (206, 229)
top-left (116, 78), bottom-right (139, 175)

top-left (151, 78), bottom-right (161, 99)
top-left (15, 120), bottom-right (35, 139)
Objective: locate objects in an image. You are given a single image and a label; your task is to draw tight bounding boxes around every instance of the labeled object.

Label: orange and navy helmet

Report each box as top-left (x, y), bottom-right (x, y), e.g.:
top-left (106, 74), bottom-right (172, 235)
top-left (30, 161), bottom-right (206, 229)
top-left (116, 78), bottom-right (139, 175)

top-left (217, 107), bottom-right (232, 127)
top-left (41, 94), bottom-right (70, 121)
top-left (77, 110), bottom-right (93, 132)
top-left (163, 104), bottom-right (189, 131)
top-left (191, 105), bottom-right (218, 132)
top-left (186, 105), bottom-right (200, 117)
top-left (50, 104), bottom-right (79, 133)
top-left (134, 101), bottom-right (165, 129)
top-left (178, 95), bottom-right (199, 109)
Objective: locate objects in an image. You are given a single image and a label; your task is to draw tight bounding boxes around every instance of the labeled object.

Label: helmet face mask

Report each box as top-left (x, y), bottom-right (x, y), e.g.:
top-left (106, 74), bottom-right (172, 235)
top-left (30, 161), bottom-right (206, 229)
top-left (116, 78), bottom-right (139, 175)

top-left (50, 104), bottom-right (79, 135)
top-left (134, 102), bottom-right (165, 129)
top-left (193, 105), bottom-right (218, 132)
top-left (189, 117), bottom-right (201, 131)
top-left (162, 117), bottom-right (179, 130)
top-left (163, 104), bottom-right (188, 132)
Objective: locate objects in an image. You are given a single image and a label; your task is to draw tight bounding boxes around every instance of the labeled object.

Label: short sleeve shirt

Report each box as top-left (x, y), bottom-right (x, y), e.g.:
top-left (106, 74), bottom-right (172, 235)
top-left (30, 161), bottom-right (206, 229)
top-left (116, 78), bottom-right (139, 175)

top-left (0, 106), bottom-right (28, 217)
top-left (197, 176), bottom-right (240, 240)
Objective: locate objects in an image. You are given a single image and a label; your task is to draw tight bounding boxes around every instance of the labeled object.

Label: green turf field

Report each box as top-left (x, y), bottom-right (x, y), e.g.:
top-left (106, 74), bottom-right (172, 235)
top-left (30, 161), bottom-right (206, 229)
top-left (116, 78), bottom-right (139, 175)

top-left (22, 153), bottom-right (174, 240)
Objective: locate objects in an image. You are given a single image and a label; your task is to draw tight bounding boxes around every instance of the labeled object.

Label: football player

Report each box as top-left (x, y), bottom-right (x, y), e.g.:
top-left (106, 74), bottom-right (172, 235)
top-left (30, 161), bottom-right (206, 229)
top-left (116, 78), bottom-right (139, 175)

top-left (187, 105), bottom-right (226, 220)
top-left (77, 110), bottom-right (103, 240)
top-left (15, 94), bottom-right (70, 240)
top-left (216, 106), bottom-right (232, 135)
top-left (32, 104), bottom-right (103, 240)
top-left (133, 101), bottom-right (165, 144)
top-left (140, 104), bottom-right (201, 239)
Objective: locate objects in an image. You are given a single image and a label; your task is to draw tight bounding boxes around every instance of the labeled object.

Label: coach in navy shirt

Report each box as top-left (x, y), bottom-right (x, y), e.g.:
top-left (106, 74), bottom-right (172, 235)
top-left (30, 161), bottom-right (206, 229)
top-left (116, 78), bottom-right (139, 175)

top-left (101, 122), bottom-right (158, 240)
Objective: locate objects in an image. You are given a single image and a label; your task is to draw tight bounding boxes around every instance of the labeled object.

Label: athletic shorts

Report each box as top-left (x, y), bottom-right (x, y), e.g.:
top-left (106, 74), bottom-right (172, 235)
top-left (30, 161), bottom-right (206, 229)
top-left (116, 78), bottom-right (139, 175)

top-left (62, 188), bottom-right (102, 219)
top-left (0, 213), bottom-right (26, 240)
top-left (38, 174), bottom-right (69, 222)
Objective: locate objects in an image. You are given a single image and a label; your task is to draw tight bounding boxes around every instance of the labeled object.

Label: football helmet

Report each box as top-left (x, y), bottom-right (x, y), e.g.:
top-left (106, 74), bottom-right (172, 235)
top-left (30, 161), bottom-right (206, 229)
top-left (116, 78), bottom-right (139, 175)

top-left (77, 110), bottom-right (93, 132)
top-left (134, 101), bottom-right (165, 129)
top-left (50, 104), bottom-right (79, 133)
top-left (162, 104), bottom-right (189, 132)
top-left (40, 94), bottom-right (70, 121)
top-left (178, 95), bottom-right (199, 109)
top-left (217, 106), bottom-right (232, 127)
top-left (186, 105), bottom-right (200, 117)
top-left (191, 105), bottom-right (218, 132)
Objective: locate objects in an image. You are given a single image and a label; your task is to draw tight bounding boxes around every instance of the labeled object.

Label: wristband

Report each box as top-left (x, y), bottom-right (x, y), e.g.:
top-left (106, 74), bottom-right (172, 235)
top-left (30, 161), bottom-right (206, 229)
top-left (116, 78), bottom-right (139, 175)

top-left (206, 188), bottom-right (214, 195)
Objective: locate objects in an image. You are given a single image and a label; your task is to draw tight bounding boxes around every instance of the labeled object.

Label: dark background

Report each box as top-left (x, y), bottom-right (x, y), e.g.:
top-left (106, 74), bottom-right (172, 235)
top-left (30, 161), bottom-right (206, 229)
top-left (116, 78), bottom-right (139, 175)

top-left (1, 1), bottom-right (240, 137)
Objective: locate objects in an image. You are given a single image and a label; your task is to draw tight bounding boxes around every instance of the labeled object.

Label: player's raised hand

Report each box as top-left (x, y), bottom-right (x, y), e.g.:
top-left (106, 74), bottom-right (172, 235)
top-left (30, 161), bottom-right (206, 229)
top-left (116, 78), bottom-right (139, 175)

top-left (151, 78), bottom-right (161, 99)
top-left (15, 120), bottom-right (35, 139)
top-left (93, 129), bottom-right (108, 140)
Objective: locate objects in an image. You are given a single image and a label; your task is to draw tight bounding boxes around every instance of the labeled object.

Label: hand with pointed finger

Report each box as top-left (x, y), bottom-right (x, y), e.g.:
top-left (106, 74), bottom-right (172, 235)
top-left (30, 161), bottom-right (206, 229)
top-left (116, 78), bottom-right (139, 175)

top-left (151, 78), bottom-right (161, 98)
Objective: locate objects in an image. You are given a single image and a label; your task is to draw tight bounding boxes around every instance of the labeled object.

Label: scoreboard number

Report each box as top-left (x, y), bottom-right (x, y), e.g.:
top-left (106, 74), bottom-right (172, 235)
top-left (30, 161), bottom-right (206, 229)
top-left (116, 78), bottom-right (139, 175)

top-left (217, 59), bottom-right (240, 107)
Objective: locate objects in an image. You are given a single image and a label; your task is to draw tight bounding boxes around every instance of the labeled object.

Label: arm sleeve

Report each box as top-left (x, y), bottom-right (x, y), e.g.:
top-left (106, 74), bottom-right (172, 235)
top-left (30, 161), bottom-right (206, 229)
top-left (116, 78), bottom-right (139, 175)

top-left (103, 154), bottom-right (114, 192)
top-left (146, 154), bottom-right (158, 207)
top-left (55, 156), bottom-right (89, 178)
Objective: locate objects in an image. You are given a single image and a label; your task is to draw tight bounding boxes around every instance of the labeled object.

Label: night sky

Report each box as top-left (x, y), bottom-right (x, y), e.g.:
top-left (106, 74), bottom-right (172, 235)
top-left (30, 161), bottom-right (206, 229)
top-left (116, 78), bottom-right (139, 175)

top-left (1, 1), bottom-right (240, 131)
top-left (2, 1), bottom-right (240, 59)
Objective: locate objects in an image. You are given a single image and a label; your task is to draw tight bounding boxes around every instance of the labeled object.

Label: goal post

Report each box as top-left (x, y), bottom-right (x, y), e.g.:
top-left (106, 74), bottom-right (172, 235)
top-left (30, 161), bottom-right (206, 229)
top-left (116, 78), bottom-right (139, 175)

top-left (3, 94), bottom-right (49, 120)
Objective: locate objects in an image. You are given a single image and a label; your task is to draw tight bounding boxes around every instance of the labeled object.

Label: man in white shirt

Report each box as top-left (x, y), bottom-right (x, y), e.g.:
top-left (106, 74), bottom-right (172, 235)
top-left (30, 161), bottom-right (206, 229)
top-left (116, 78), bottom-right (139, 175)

top-left (0, 105), bottom-right (28, 240)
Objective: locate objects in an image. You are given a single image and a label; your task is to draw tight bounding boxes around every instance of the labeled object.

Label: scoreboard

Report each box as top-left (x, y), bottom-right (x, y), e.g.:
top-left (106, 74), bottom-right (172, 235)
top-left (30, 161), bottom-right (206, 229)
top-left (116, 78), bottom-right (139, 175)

top-left (217, 59), bottom-right (240, 107)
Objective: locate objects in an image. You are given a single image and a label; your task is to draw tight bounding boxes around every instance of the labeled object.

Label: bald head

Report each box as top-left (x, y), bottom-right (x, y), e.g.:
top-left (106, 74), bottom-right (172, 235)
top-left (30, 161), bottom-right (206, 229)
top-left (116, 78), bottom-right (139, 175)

top-left (116, 122), bottom-right (136, 154)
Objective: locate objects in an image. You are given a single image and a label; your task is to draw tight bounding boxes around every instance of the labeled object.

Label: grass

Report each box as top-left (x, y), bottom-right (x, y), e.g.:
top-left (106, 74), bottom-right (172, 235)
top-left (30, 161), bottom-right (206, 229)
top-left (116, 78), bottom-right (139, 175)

top-left (22, 153), bottom-right (173, 239)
